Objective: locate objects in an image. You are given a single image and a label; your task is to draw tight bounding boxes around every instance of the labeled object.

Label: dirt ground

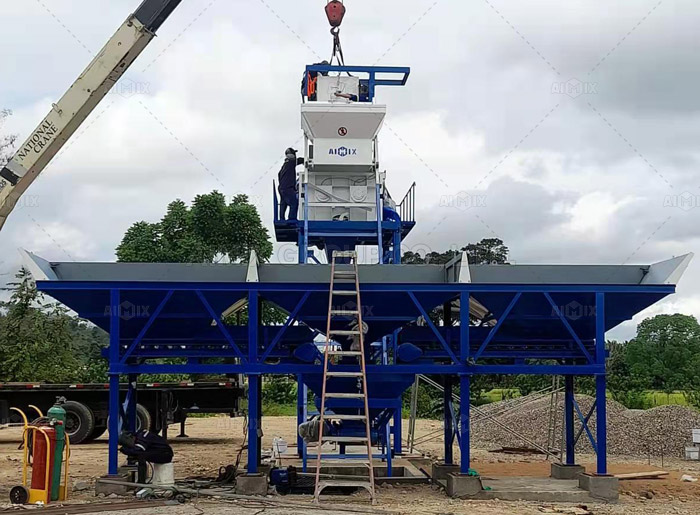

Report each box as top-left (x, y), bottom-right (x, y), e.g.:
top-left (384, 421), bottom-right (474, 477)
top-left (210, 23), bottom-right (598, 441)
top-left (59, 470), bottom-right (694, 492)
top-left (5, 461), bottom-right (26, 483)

top-left (2, 416), bottom-right (700, 514)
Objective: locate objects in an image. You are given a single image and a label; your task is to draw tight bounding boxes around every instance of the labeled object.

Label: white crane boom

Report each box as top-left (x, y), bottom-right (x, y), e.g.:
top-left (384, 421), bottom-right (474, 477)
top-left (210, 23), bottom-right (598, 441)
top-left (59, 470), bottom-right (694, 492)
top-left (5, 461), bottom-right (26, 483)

top-left (0, 0), bottom-right (183, 230)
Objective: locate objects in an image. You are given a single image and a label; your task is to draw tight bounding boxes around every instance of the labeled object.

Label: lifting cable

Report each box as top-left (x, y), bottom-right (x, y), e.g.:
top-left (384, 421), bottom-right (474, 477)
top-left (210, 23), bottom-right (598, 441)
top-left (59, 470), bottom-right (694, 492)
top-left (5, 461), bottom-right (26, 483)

top-left (325, 1), bottom-right (351, 74)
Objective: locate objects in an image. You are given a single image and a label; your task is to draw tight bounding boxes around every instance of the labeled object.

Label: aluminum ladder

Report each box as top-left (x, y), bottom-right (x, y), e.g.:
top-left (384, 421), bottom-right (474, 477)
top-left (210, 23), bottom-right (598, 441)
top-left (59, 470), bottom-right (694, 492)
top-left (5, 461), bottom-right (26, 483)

top-left (314, 250), bottom-right (376, 504)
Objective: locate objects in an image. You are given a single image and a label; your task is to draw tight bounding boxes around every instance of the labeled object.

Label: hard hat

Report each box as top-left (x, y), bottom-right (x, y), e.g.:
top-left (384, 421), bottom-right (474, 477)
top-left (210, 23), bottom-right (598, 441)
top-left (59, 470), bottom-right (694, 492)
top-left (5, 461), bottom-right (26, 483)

top-left (285, 148), bottom-right (298, 155)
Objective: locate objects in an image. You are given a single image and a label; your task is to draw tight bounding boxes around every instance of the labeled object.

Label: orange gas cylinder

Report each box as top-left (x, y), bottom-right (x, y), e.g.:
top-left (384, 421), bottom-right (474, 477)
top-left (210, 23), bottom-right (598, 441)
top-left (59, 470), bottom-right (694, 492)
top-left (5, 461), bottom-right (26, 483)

top-left (31, 427), bottom-right (56, 493)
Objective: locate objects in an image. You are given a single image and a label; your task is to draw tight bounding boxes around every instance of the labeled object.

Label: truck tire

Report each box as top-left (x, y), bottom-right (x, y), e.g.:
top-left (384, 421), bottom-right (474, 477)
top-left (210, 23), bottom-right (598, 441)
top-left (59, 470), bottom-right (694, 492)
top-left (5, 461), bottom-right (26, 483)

top-left (88, 424), bottom-right (108, 441)
top-left (63, 401), bottom-right (95, 444)
top-left (136, 404), bottom-right (153, 432)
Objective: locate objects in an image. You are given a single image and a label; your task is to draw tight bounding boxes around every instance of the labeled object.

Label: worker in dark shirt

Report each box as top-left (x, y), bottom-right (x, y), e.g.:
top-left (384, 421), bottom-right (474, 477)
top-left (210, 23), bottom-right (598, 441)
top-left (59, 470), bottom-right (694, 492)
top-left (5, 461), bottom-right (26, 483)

top-left (278, 147), bottom-right (304, 221)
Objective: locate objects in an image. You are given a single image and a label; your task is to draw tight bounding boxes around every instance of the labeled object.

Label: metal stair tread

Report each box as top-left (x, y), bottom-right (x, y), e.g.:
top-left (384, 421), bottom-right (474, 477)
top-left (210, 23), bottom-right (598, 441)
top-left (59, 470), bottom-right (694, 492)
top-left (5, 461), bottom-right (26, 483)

top-left (325, 414), bottom-right (366, 420)
top-left (325, 392), bottom-right (364, 398)
top-left (330, 309), bottom-right (359, 316)
top-left (322, 436), bottom-right (368, 442)
top-left (329, 330), bottom-right (361, 336)
top-left (331, 290), bottom-right (357, 296)
top-left (327, 350), bottom-right (362, 356)
top-left (326, 371), bottom-right (363, 377)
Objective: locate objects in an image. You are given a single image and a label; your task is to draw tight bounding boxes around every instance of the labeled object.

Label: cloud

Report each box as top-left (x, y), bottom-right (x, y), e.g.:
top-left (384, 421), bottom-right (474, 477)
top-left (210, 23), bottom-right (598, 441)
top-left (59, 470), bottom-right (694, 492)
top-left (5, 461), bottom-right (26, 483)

top-left (1, 0), bottom-right (698, 342)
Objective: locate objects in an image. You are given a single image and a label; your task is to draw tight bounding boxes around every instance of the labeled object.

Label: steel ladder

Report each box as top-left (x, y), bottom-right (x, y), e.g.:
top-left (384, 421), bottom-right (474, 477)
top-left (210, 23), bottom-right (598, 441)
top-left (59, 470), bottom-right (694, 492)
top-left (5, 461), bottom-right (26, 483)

top-left (313, 250), bottom-right (376, 504)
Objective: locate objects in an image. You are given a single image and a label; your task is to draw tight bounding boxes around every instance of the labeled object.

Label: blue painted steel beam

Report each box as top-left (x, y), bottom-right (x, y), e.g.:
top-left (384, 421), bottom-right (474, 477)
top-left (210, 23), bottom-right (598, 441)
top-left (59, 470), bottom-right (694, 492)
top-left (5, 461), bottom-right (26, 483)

top-left (444, 378), bottom-right (453, 464)
top-left (120, 290), bottom-right (173, 364)
top-left (260, 291), bottom-right (310, 361)
top-left (248, 374), bottom-right (261, 473)
top-left (110, 363), bottom-right (606, 376)
top-left (595, 292), bottom-right (607, 475)
top-left (544, 293), bottom-right (594, 363)
top-left (473, 293), bottom-right (521, 360)
top-left (460, 375), bottom-right (471, 474)
top-left (565, 375), bottom-right (575, 465)
top-left (196, 290), bottom-right (246, 362)
top-left (37, 281), bottom-right (676, 294)
top-left (108, 289), bottom-right (120, 476)
top-left (407, 292), bottom-right (459, 363)
top-left (573, 397), bottom-right (597, 453)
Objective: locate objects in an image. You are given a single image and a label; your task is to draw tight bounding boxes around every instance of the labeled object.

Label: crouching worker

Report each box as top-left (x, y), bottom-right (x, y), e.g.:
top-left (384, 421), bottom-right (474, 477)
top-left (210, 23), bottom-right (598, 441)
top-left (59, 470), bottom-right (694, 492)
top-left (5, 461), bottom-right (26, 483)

top-left (119, 430), bottom-right (174, 487)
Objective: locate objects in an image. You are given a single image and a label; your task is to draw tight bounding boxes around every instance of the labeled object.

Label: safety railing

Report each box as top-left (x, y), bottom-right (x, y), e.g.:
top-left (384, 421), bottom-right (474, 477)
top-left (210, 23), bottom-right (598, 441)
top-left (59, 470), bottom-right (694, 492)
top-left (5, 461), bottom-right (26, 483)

top-left (399, 182), bottom-right (416, 223)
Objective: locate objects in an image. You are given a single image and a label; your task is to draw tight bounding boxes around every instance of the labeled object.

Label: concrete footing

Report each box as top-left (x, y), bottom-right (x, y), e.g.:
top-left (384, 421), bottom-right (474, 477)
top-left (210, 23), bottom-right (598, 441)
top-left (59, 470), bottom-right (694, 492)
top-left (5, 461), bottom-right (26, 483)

top-left (578, 473), bottom-right (619, 502)
top-left (95, 474), bottom-right (131, 496)
top-left (235, 473), bottom-right (268, 496)
top-left (431, 462), bottom-right (460, 482)
top-left (551, 463), bottom-right (585, 480)
top-left (446, 473), bottom-right (483, 498)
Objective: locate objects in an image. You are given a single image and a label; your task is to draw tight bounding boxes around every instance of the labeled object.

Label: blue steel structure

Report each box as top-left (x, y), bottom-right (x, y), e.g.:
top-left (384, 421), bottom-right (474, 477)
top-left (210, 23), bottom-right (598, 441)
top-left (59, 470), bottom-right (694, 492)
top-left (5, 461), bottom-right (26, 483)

top-left (26, 63), bottom-right (693, 487)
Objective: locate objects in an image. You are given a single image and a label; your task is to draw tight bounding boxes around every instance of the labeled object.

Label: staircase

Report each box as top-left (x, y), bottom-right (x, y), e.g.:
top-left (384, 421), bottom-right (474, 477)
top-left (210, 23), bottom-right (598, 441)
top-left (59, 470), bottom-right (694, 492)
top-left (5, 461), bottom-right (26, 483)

top-left (314, 250), bottom-right (376, 504)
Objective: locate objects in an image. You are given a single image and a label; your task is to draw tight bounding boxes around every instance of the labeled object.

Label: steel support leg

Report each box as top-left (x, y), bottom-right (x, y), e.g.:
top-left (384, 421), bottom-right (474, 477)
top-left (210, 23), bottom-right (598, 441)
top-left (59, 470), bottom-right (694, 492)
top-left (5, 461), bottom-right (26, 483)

top-left (595, 374), bottom-right (607, 474)
top-left (444, 377), bottom-right (454, 465)
top-left (460, 375), bottom-right (471, 474)
top-left (297, 373), bottom-right (307, 458)
top-left (248, 374), bottom-right (261, 473)
top-left (595, 292), bottom-right (607, 475)
top-left (393, 400), bottom-right (402, 455)
top-left (108, 289), bottom-right (120, 476)
top-left (108, 374), bottom-right (120, 475)
top-left (565, 375), bottom-right (575, 465)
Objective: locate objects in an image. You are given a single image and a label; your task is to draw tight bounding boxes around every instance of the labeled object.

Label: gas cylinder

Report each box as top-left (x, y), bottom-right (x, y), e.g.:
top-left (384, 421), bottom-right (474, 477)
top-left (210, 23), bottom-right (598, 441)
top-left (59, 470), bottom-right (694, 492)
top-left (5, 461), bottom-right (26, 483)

top-left (325, 1), bottom-right (346, 27)
top-left (47, 403), bottom-right (66, 501)
top-left (30, 426), bottom-right (56, 495)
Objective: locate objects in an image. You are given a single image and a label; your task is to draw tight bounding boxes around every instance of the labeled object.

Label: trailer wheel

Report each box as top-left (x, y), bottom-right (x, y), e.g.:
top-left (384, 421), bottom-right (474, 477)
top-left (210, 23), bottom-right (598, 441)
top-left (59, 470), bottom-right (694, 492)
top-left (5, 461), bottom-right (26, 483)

top-left (88, 424), bottom-right (108, 441)
top-left (136, 404), bottom-right (153, 432)
top-left (63, 401), bottom-right (95, 444)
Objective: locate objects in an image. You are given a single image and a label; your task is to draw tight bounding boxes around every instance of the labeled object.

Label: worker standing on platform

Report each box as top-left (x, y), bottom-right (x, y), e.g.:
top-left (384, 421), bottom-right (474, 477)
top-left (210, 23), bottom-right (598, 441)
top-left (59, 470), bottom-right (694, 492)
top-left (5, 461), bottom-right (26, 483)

top-left (278, 148), bottom-right (304, 221)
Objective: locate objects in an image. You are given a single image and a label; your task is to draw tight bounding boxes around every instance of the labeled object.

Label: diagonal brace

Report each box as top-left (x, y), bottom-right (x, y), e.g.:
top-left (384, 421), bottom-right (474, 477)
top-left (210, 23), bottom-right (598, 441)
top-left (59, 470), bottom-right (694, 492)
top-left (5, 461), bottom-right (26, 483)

top-left (408, 292), bottom-right (459, 363)
top-left (573, 397), bottom-right (597, 453)
top-left (120, 290), bottom-right (174, 364)
top-left (544, 293), bottom-right (594, 363)
top-left (196, 290), bottom-right (247, 362)
top-left (260, 292), bottom-right (310, 361)
top-left (473, 292), bottom-right (521, 361)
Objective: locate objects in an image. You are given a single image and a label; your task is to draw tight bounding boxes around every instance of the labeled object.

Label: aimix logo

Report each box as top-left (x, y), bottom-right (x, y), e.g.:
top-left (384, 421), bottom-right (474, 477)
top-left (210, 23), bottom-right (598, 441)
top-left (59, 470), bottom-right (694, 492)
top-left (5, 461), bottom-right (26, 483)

top-left (328, 146), bottom-right (358, 158)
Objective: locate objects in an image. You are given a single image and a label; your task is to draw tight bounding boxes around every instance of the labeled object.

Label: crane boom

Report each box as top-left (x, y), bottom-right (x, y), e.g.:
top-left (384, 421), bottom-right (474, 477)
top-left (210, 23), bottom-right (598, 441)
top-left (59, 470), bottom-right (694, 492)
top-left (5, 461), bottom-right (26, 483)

top-left (0, 0), bottom-right (183, 231)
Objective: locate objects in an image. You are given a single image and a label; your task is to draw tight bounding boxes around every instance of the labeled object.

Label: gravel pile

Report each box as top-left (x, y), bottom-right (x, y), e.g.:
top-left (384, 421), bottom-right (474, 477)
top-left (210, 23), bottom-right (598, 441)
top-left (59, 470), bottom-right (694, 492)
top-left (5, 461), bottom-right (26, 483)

top-left (470, 394), bottom-right (700, 458)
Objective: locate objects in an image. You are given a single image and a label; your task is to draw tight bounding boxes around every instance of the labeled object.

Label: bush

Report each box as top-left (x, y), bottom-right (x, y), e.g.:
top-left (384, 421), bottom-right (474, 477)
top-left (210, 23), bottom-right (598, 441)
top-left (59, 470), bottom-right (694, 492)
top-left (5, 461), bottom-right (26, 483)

top-left (263, 376), bottom-right (297, 405)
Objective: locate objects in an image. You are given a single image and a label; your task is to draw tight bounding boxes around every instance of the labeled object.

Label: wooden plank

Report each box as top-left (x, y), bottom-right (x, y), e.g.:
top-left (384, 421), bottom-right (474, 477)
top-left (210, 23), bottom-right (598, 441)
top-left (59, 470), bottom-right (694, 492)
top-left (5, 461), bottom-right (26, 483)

top-left (613, 470), bottom-right (669, 480)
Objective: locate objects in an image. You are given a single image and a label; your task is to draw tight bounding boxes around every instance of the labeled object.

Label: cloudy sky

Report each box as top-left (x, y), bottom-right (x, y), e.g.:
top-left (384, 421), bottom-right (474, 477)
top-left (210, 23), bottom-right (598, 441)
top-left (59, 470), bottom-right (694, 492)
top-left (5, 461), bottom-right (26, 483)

top-left (0, 0), bottom-right (698, 340)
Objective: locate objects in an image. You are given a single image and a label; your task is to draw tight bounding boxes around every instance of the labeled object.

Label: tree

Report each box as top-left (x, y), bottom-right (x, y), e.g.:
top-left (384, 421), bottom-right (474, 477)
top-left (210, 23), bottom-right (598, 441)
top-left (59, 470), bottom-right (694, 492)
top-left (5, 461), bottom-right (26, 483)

top-left (402, 238), bottom-right (509, 265)
top-left (116, 191), bottom-right (273, 263)
top-left (625, 314), bottom-right (700, 394)
top-left (0, 109), bottom-right (17, 166)
top-left (0, 269), bottom-right (79, 382)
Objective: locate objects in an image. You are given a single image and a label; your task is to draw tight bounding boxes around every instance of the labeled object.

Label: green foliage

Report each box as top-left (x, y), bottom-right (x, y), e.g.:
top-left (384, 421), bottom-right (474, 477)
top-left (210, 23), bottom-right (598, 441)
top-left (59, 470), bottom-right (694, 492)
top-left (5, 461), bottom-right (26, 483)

top-left (0, 108), bottom-right (17, 166)
top-left (116, 191), bottom-right (273, 264)
top-left (625, 314), bottom-right (700, 399)
top-left (403, 238), bottom-right (509, 265)
top-left (0, 269), bottom-right (80, 382)
top-left (263, 376), bottom-right (297, 405)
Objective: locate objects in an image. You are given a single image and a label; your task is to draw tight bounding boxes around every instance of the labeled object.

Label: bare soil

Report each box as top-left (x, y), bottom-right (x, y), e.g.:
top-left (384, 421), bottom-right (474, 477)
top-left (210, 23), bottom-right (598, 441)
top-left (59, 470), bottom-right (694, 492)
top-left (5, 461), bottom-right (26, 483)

top-left (1, 416), bottom-right (700, 514)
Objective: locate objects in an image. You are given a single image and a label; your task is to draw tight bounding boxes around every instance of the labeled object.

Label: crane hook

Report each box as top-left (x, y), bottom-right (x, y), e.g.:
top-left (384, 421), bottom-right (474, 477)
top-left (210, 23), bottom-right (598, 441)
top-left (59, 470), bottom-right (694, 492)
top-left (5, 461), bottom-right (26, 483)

top-left (325, 0), bottom-right (346, 28)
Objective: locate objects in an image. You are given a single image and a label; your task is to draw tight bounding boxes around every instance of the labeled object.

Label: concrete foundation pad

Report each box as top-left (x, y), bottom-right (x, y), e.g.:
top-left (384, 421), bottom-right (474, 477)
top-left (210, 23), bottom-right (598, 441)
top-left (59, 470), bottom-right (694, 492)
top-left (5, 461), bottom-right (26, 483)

top-left (95, 474), bottom-right (132, 496)
top-left (551, 463), bottom-right (586, 480)
top-left (477, 477), bottom-right (596, 503)
top-left (579, 473), bottom-right (619, 502)
top-left (431, 462), bottom-right (460, 481)
top-left (447, 473), bottom-right (483, 498)
top-left (235, 473), bottom-right (268, 496)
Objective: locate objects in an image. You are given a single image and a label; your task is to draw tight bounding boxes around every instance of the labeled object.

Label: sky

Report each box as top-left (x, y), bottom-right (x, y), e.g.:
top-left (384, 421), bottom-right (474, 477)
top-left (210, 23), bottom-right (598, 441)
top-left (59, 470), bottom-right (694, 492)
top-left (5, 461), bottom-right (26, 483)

top-left (0, 0), bottom-right (698, 341)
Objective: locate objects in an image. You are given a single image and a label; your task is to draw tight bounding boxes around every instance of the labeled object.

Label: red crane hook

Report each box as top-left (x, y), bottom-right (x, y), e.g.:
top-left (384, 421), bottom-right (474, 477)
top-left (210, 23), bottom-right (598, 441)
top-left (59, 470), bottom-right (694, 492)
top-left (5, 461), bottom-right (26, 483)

top-left (325, 0), bottom-right (346, 28)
